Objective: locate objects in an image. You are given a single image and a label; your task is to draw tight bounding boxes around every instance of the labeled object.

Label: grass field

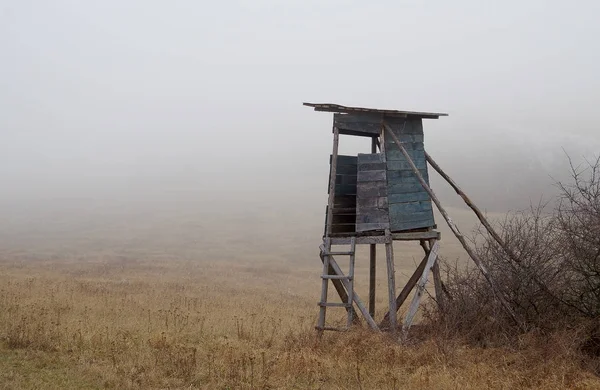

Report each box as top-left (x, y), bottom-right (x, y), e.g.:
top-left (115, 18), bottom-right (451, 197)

top-left (1, 202), bottom-right (599, 389)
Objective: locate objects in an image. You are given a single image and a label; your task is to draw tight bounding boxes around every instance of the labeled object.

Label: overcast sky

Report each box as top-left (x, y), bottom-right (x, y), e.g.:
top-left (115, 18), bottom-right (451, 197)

top-left (1, 0), bottom-right (599, 211)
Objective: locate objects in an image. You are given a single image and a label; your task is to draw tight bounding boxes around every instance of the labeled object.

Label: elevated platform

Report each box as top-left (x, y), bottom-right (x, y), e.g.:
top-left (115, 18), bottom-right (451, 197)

top-left (327, 230), bottom-right (440, 245)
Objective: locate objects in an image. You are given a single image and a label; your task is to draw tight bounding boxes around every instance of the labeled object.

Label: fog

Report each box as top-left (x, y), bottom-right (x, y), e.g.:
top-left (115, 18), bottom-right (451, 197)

top-left (1, 1), bottom-right (600, 255)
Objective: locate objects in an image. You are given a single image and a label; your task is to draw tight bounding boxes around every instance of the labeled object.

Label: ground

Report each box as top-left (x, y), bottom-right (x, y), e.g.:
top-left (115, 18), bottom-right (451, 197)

top-left (0, 205), bottom-right (599, 389)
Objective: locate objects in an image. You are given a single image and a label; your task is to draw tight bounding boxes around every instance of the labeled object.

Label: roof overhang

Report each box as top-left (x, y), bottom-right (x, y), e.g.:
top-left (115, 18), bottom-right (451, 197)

top-left (303, 102), bottom-right (448, 119)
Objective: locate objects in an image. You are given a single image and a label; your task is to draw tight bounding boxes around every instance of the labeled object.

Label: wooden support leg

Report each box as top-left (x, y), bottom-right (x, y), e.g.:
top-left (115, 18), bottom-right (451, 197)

top-left (403, 240), bottom-right (440, 334)
top-left (432, 262), bottom-right (443, 308)
top-left (369, 135), bottom-right (378, 319)
top-left (369, 244), bottom-right (376, 318)
top-left (385, 230), bottom-right (397, 334)
top-left (431, 239), bottom-right (444, 311)
top-left (317, 240), bottom-right (331, 336)
top-left (379, 250), bottom-right (430, 328)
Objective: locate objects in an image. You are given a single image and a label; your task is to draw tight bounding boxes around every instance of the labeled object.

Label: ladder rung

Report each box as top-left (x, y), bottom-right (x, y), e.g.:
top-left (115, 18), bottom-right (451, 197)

top-left (315, 326), bottom-right (349, 332)
top-left (323, 251), bottom-right (354, 256)
top-left (321, 275), bottom-right (352, 280)
top-left (318, 302), bottom-right (351, 308)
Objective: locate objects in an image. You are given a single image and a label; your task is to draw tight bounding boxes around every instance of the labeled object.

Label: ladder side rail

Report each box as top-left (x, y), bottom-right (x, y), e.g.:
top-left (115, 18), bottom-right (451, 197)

top-left (346, 237), bottom-right (356, 328)
top-left (317, 239), bottom-right (332, 331)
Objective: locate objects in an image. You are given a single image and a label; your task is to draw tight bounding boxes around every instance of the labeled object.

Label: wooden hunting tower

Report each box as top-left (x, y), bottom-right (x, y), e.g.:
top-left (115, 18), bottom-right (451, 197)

top-left (304, 102), bottom-right (448, 334)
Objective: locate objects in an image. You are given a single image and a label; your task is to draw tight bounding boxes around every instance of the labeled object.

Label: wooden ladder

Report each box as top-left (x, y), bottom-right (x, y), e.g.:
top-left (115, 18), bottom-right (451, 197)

top-left (316, 236), bottom-right (356, 332)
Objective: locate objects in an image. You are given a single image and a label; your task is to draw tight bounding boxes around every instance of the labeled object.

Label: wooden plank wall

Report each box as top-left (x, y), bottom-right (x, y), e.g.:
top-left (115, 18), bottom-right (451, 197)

top-left (334, 113), bottom-right (383, 137)
top-left (384, 118), bottom-right (435, 231)
top-left (326, 155), bottom-right (357, 234)
top-left (356, 153), bottom-right (390, 232)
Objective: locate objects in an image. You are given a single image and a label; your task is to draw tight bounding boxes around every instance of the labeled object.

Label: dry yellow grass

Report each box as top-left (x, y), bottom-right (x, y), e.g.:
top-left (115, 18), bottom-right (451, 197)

top-left (1, 205), bottom-right (599, 389)
top-left (1, 254), bottom-right (599, 390)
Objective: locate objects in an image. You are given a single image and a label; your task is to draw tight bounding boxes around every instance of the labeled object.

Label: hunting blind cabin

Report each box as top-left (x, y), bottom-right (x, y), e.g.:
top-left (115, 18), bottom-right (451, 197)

top-left (305, 102), bottom-right (522, 336)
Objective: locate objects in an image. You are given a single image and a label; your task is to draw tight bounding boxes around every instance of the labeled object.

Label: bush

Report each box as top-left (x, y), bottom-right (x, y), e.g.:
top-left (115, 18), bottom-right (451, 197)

top-left (556, 156), bottom-right (600, 317)
top-left (429, 155), bottom-right (600, 350)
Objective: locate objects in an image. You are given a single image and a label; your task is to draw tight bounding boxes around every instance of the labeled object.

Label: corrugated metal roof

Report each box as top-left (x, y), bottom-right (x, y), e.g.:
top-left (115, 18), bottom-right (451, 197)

top-left (303, 102), bottom-right (448, 119)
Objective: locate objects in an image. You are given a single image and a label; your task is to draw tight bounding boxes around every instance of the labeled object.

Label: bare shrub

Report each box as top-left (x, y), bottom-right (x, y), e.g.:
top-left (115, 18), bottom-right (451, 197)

top-left (475, 204), bottom-right (570, 328)
top-left (556, 156), bottom-right (600, 317)
top-left (429, 204), bottom-right (570, 346)
top-left (428, 155), bottom-right (600, 350)
top-left (429, 258), bottom-right (508, 344)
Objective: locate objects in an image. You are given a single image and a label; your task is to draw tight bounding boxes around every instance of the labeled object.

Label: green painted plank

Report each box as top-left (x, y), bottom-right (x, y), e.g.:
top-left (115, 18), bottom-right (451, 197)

top-left (387, 169), bottom-right (429, 182)
top-left (386, 142), bottom-right (425, 153)
top-left (386, 159), bottom-right (426, 170)
top-left (384, 117), bottom-right (424, 135)
top-left (385, 141), bottom-right (425, 152)
top-left (390, 214), bottom-right (434, 226)
top-left (383, 134), bottom-right (417, 143)
top-left (388, 192), bottom-right (431, 203)
top-left (389, 208), bottom-right (434, 224)
top-left (391, 219), bottom-right (435, 232)
top-left (388, 201), bottom-right (433, 214)
top-left (387, 177), bottom-right (428, 189)
top-left (388, 183), bottom-right (428, 194)
top-left (386, 149), bottom-right (426, 161)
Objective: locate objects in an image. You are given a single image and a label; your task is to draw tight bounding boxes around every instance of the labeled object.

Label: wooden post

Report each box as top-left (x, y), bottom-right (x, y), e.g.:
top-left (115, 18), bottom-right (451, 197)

top-left (371, 135), bottom-right (379, 154)
top-left (430, 238), bottom-right (444, 310)
top-left (319, 126), bottom-right (341, 334)
top-left (369, 136), bottom-right (378, 318)
top-left (379, 245), bottom-right (430, 328)
top-left (346, 237), bottom-right (356, 328)
top-left (326, 127), bottom-right (340, 236)
top-left (369, 244), bottom-right (376, 318)
top-left (384, 229), bottom-right (397, 334)
top-left (403, 240), bottom-right (439, 333)
top-left (317, 239), bottom-right (331, 334)
top-left (379, 123), bottom-right (386, 155)
top-left (431, 261), bottom-right (444, 310)
top-left (383, 122), bottom-right (524, 331)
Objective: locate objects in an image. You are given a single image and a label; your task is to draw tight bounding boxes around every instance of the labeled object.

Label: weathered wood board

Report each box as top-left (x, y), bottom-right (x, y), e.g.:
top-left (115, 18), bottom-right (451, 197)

top-left (384, 118), bottom-right (435, 232)
top-left (323, 117), bottom-right (436, 234)
top-left (334, 113), bottom-right (382, 137)
top-left (333, 113), bottom-right (417, 137)
top-left (356, 153), bottom-right (390, 232)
